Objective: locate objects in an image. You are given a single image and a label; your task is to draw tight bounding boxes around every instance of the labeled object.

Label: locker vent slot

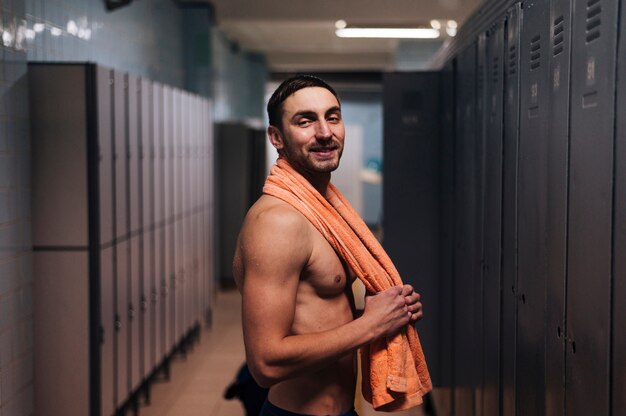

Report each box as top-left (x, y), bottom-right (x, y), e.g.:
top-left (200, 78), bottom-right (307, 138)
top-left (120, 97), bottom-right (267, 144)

top-left (492, 56), bottom-right (500, 85)
top-left (553, 16), bottom-right (565, 56)
top-left (508, 44), bottom-right (517, 75)
top-left (530, 35), bottom-right (541, 71)
top-left (586, 0), bottom-right (602, 43)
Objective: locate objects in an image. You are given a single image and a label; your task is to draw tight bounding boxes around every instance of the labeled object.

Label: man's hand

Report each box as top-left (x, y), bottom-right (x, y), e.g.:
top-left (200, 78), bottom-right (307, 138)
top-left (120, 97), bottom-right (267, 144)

top-left (401, 284), bottom-right (423, 323)
top-left (362, 286), bottom-right (411, 339)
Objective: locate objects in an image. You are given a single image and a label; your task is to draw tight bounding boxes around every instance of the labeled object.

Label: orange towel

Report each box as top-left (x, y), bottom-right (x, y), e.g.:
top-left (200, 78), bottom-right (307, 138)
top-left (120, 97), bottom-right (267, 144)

top-left (263, 158), bottom-right (432, 412)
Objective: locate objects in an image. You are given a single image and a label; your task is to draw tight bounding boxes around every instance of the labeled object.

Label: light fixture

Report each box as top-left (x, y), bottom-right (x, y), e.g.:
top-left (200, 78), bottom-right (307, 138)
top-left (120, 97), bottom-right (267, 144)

top-left (430, 20), bottom-right (441, 30)
top-left (33, 23), bottom-right (45, 33)
top-left (335, 27), bottom-right (440, 39)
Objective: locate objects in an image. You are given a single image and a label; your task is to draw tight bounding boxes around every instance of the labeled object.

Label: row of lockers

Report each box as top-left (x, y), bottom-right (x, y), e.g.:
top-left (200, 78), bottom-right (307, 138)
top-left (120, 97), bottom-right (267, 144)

top-left (30, 63), bottom-right (215, 416)
top-left (435, 0), bottom-right (625, 414)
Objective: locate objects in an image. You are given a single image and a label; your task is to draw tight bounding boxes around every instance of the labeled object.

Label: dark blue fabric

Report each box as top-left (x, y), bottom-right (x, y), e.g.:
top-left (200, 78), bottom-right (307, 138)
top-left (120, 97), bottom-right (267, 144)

top-left (259, 399), bottom-right (358, 416)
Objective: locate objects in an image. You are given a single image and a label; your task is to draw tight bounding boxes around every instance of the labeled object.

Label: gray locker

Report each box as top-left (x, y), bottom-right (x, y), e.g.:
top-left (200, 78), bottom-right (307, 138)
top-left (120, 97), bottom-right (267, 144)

top-left (545, 0), bottom-right (572, 414)
top-left (381, 72), bottom-right (441, 386)
top-left (164, 85), bottom-right (176, 352)
top-left (612, 0), bottom-right (626, 412)
top-left (203, 100), bottom-right (215, 324)
top-left (474, 32), bottom-right (487, 416)
top-left (516, 1), bottom-right (550, 414)
top-left (140, 77), bottom-right (154, 379)
top-left (97, 66), bottom-right (115, 416)
top-left (566, 0), bottom-right (618, 413)
top-left (501, 5), bottom-right (522, 415)
top-left (482, 20), bottom-right (504, 416)
top-left (113, 70), bottom-right (130, 407)
top-left (127, 74), bottom-right (142, 393)
top-left (453, 43), bottom-right (477, 416)
top-left (153, 82), bottom-right (165, 363)
top-left (438, 60), bottom-right (455, 414)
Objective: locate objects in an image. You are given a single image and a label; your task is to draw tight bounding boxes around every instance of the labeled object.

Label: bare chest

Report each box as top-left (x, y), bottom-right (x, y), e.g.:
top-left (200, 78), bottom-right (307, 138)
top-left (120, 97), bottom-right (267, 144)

top-left (301, 226), bottom-right (351, 298)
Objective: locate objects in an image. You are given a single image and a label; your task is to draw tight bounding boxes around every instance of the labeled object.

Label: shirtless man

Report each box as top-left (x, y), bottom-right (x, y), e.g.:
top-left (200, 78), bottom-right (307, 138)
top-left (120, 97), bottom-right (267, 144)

top-left (233, 75), bottom-right (423, 416)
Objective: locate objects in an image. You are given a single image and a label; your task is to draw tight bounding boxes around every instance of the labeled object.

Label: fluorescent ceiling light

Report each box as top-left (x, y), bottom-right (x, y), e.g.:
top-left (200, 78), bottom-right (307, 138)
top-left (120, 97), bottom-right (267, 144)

top-left (336, 27), bottom-right (440, 39)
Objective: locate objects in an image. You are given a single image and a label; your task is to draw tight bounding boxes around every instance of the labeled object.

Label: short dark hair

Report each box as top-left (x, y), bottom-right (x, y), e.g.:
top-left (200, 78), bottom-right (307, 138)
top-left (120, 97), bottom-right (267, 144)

top-left (267, 75), bottom-right (340, 130)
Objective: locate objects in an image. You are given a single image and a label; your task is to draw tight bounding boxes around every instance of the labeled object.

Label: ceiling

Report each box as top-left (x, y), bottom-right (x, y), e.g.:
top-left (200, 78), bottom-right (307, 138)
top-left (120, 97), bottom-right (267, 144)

top-left (182, 0), bottom-right (483, 72)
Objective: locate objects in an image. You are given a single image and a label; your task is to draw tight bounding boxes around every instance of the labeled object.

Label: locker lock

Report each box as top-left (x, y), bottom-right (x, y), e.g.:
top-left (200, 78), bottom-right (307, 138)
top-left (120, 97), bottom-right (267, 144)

top-left (114, 318), bottom-right (122, 331)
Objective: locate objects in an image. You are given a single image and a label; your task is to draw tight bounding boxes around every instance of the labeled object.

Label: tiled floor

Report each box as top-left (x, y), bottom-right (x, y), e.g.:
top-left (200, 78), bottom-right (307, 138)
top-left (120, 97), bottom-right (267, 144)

top-left (138, 289), bottom-right (433, 416)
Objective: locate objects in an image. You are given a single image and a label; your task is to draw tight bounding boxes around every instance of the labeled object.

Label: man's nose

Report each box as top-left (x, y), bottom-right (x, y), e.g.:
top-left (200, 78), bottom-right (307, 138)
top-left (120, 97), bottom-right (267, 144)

top-left (315, 120), bottom-right (332, 139)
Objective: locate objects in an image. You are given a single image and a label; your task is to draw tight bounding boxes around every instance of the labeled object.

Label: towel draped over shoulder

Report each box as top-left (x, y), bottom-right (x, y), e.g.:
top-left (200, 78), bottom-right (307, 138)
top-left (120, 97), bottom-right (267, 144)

top-left (262, 158), bottom-right (432, 412)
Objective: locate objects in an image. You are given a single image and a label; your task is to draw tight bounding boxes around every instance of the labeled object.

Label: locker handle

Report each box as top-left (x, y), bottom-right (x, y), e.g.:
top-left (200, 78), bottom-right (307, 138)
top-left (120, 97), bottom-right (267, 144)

top-left (114, 317), bottom-right (122, 330)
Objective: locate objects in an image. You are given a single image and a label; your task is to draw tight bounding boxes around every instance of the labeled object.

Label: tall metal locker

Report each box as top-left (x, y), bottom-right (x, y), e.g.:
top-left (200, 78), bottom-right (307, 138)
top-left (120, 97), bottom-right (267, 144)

top-left (566, 0), bottom-right (618, 413)
top-left (381, 72), bottom-right (441, 387)
top-left (545, 0), bottom-right (573, 414)
top-left (113, 69), bottom-right (130, 408)
top-left (612, 1), bottom-right (626, 412)
top-left (216, 122), bottom-right (265, 288)
top-left (203, 100), bottom-right (215, 325)
top-left (140, 77), bottom-right (155, 381)
top-left (97, 66), bottom-right (116, 416)
top-left (453, 43), bottom-right (477, 416)
top-left (30, 64), bottom-right (116, 416)
top-left (474, 32), bottom-right (488, 416)
top-left (482, 19), bottom-right (505, 416)
top-left (153, 82), bottom-right (166, 365)
top-left (515, 1), bottom-right (550, 414)
top-left (501, 5), bottom-right (522, 415)
top-left (171, 91), bottom-right (180, 345)
top-left (127, 73), bottom-right (142, 394)
top-left (438, 59), bottom-right (456, 414)
top-left (162, 85), bottom-right (175, 355)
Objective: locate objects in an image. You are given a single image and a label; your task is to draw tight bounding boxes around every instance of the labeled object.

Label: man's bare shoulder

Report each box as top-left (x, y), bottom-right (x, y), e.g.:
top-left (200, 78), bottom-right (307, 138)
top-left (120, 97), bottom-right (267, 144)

top-left (243, 194), bottom-right (311, 236)
top-left (237, 195), bottom-right (313, 270)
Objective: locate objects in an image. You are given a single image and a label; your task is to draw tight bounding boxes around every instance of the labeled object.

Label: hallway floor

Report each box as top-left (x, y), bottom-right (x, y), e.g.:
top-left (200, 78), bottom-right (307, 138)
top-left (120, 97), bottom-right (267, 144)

top-left (138, 289), bottom-right (432, 416)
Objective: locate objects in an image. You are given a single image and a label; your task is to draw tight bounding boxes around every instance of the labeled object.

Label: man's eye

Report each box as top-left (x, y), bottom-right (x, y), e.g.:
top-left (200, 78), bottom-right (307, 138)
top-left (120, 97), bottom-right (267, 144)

top-left (298, 120), bottom-right (312, 126)
top-left (328, 116), bottom-right (341, 123)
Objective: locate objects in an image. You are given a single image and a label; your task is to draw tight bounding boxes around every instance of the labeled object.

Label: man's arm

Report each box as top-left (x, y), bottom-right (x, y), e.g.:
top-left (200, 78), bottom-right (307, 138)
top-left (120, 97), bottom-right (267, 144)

top-left (239, 204), bottom-right (411, 388)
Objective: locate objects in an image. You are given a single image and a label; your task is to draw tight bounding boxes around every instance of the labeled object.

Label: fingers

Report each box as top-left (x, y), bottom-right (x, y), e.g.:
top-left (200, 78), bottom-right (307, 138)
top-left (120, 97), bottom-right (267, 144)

top-left (401, 284), bottom-right (414, 297)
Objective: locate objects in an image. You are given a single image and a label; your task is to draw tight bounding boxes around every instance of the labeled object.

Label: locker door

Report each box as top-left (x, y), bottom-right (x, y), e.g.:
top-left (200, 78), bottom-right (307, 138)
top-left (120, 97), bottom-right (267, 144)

top-left (163, 85), bottom-right (175, 352)
top-left (438, 59), bottom-right (455, 413)
top-left (140, 77), bottom-right (154, 379)
top-left (113, 70), bottom-right (129, 408)
top-left (545, 0), bottom-right (573, 414)
top-left (127, 74), bottom-right (142, 392)
top-left (205, 100), bottom-right (215, 324)
top-left (474, 32), bottom-right (488, 416)
top-left (482, 21), bottom-right (505, 416)
top-left (516, 1), bottom-right (550, 414)
top-left (501, 6), bottom-right (521, 416)
top-left (612, 0), bottom-right (626, 412)
top-left (382, 72), bottom-right (441, 386)
top-left (153, 82), bottom-right (165, 363)
top-left (566, 0), bottom-right (618, 413)
top-left (178, 91), bottom-right (186, 335)
top-left (190, 96), bottom-right (199, 324)
top-left (97, 66), bottom-right (115, 416)
top-left (172, 88), bottom-right (182, 344)
top-left (453, 43), bottom-right (477, 416)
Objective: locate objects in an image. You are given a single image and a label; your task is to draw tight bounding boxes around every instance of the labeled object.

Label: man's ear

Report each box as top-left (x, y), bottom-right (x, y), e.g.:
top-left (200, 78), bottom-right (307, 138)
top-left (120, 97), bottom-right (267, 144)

top-left (268, 125), bottom-right (284, 152)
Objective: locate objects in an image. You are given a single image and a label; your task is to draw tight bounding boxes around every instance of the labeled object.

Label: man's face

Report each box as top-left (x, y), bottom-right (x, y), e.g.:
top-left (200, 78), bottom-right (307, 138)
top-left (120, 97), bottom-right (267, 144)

top-left (270, 87), bottom-right (345, 174)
